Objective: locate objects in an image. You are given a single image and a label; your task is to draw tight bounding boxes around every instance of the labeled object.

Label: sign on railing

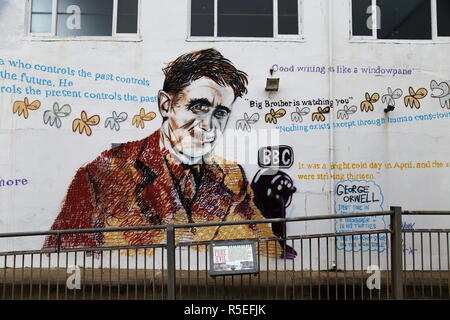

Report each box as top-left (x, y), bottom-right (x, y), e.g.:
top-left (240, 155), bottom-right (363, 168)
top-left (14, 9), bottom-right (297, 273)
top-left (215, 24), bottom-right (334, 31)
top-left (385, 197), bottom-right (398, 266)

top-left (209, 240), bottom-right (258, 277)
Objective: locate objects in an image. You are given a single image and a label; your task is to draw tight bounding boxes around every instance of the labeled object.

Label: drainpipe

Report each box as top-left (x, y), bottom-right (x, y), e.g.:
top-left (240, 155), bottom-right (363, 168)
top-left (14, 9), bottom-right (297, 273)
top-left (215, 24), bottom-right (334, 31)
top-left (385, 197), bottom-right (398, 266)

top-left (327, 0), bottom-right (335, 220)
top-left (327, 0), bottom-right (337, 266)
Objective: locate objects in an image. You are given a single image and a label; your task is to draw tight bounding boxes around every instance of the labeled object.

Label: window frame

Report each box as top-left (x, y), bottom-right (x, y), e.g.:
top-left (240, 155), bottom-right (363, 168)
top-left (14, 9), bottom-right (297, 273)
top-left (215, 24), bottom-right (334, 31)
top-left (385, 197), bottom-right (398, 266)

top-left (25, 0), bottom-right (142, 41)
top-left (349, 0), bottom-right (450, 43)
top-left (187, 0), bottom-right (305, 42)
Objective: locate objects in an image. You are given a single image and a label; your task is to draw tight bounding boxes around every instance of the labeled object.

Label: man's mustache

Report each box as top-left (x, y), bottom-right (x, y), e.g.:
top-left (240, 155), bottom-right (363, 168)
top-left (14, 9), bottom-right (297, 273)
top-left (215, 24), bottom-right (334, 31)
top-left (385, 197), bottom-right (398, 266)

top-left (193, 130), bottom-right (215, 143)
top-left (175, 120), bottom-right (218, 143)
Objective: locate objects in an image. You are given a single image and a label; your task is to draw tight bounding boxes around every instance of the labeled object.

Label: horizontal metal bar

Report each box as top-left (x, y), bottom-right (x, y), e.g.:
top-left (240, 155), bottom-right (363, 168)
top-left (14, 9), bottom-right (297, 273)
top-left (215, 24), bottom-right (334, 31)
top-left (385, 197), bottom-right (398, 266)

top-left (176, 237), bottom-right (276, 248)
top-left (174, 230), bottom-right (391, 248)
top-left (58, 244), bottom-right (166, 254)
top-left (0, 243), bottom-right (168, 257)
top-left (402, 229), bottom-right (450, 233)
top-left (403, 211), bottom-right (450, 215)
top-left (0, 224), bottom-right (167, 239)
top-left (0, 228), bottom-right (393, 257)
top-left (171, 211), bottom-right (392, 230)
top-left (287, 229), bottom-right (391, 240)
top-left (0, 249), bottom-right (54, 256)
top-left (0, 211), bottom-right (393, 239)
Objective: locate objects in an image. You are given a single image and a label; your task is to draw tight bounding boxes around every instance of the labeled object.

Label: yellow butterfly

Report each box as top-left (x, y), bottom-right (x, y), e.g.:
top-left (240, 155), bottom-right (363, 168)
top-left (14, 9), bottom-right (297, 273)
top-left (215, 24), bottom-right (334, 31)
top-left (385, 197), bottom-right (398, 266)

top-left (265, 108), bottom-right (286, 124)
top-left (360, 92), bottom-right (380, 112)
top-left (404, 87), bottom-right (428, 109)
top-left (312, 107), bottom-right (331, 122)
top-left (72, 111), bottom-right (100, 136)
top-left (132, 108), bottom-right (157, 129)
top-left (13, 97), bottom-right (41, 119)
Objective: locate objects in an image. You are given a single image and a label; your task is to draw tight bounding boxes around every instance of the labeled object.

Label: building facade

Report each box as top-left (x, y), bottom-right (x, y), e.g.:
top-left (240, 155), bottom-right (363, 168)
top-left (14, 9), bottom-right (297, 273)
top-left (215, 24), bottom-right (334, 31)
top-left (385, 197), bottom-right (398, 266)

top-left (0, 0), bottom-right (449, 270)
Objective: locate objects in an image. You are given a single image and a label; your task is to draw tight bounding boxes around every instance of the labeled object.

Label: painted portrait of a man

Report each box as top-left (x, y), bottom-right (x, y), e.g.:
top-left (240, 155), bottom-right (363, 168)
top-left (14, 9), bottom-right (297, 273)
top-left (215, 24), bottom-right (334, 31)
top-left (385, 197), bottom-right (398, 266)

top-left (43, 49), bottom-right (280, 256)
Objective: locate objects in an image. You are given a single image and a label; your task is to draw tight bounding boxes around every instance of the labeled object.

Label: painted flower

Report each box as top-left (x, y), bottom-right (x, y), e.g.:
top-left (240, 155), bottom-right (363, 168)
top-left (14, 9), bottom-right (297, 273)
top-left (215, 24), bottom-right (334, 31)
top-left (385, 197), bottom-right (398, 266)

top-left (382, 87), bottom-right (403, 107)
top-left (360, 93), bottom-right (380, 112)
top-left (337, 105), bottom-right (357, 120)
top-left (290, 107), bottom-right (310, 123)
top-left (236, 112), bottom-right (259, 132)
top-left (72, 111), bottom-right (100, 136)
top-left (312, 106), bottom-right (330, 122)
top-left (105, 111), bottom-right (128, 131)
top-left (43, 102), bottom-right (71, 128)
top-left (404, 87), bottom-right (428, 109)
top-left (265, 108), bottom-right (286, 124)
top-left (132, 108), bottom-right (156, 129)
top-left (13, 97), bottom-right (41, 119)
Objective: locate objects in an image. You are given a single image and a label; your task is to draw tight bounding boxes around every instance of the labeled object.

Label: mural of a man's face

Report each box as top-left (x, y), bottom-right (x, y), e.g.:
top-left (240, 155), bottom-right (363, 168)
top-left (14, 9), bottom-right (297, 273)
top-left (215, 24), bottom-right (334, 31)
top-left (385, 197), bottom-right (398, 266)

top-left (159, 77), bottom-right (235, 162)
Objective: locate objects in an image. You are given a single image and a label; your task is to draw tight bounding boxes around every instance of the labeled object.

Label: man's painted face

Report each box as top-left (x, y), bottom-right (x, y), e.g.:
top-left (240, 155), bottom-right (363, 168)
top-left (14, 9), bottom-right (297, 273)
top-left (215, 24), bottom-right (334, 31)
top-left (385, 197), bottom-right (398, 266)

top-left (160, 77), bottom-right (235, 160)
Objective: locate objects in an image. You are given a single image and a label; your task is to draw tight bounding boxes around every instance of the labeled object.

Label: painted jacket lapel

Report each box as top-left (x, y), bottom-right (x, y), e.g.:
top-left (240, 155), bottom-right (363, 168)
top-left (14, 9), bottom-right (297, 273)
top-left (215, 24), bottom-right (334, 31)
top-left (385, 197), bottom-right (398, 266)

top-left (191, 163), bottom-right (234, 223)
top-left (135, 130), bottom-right (189, 225)
top-left (135, 130), bottom-right (234, 231)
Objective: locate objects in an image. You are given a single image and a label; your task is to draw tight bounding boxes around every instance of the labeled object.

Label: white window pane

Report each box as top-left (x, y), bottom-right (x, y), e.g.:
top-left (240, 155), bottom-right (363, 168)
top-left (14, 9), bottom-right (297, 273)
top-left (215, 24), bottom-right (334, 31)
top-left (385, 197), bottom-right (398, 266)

top-left (117, 0), bottom-right (138, 34)
top-left (31, 13), bottom-right (52, 33)
top-left (32, 0), bottom-right (52, 13)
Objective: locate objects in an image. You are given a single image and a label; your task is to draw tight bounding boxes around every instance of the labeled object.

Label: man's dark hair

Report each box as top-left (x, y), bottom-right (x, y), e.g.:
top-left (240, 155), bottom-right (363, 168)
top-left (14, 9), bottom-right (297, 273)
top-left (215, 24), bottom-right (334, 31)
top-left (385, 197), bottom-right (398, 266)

top-left (162, 48), bottom-right (248, 100)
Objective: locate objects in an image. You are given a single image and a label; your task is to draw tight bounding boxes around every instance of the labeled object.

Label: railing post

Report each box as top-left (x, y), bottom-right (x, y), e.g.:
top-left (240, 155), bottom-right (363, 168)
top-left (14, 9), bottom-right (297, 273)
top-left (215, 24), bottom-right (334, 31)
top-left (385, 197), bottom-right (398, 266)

top-left (166, 224), bottom-right (176, 300)
top-left (56, 232), bottom-right (61, 253)
top-left (390, 206), bottom-right (403, 300)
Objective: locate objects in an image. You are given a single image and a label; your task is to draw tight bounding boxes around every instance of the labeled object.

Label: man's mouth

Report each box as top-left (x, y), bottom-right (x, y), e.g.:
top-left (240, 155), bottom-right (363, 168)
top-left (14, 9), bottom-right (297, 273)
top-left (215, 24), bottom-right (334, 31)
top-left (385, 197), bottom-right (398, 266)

top-left (200, 137), bottom-right (215, 143)
top-left (192, 131), bottom-right (215, 143)
top-left (194, 139), bottom-right (214, 146)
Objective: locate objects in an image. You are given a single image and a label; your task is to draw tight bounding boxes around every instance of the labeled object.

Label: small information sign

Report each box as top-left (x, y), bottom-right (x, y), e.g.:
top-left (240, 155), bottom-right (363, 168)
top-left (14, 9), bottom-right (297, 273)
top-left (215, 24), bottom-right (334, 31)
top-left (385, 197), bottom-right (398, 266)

top-left (209, 240), bottom-right (258, 277)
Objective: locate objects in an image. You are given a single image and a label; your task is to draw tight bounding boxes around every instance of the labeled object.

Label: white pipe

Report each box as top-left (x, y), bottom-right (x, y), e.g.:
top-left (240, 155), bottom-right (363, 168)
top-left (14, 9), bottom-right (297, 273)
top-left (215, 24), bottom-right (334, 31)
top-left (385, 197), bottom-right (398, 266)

top-left (327, 0), bottom-right (336, 267)
top-left (328, 0), bottom-right (335, 220)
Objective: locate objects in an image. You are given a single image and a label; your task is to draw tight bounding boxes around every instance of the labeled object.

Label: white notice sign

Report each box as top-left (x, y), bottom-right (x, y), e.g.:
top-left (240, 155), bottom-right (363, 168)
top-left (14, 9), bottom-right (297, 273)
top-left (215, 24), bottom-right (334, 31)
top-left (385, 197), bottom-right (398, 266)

top-left (210, 241), bottom-right (258, 276)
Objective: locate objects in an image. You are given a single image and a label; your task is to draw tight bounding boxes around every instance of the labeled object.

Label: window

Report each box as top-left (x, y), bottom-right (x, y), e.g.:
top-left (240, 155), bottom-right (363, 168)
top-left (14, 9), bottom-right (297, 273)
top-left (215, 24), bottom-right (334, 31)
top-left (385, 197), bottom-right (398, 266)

top-left (190, 0), bottom-right (302, 39)
top-left (28, 0), bottom-right (140, 37)
top-left (437, 0), bottom-right (450, 37)
top-left (351, 0), bottom-right (450, 40)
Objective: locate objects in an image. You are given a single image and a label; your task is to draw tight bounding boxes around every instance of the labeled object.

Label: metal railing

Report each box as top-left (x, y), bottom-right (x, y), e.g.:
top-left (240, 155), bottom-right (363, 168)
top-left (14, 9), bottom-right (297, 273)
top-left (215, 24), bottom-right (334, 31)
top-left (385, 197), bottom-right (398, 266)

top-left (0, 206), bottom-right (449, 300)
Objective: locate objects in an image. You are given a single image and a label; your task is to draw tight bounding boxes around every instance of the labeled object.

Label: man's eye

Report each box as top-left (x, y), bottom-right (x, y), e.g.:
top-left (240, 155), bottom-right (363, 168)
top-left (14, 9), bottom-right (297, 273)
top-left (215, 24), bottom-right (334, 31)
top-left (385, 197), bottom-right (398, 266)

top-left (214, 109), bottom-right (229, 119)
top-left (190, 104), bottom-right (209, 114)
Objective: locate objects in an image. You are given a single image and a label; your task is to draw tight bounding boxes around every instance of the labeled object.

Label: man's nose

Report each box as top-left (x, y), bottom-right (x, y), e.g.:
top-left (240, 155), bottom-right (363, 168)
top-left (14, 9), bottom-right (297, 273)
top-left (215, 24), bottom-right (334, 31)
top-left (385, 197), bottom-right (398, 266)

top-left (198, 115), bottom-right (214, 132)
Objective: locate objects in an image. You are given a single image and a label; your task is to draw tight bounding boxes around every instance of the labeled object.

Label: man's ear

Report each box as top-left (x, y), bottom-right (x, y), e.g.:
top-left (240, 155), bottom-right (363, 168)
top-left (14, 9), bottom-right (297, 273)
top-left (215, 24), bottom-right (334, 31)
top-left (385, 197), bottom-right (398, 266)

top-left (158, 90), bottom-right (172, 117)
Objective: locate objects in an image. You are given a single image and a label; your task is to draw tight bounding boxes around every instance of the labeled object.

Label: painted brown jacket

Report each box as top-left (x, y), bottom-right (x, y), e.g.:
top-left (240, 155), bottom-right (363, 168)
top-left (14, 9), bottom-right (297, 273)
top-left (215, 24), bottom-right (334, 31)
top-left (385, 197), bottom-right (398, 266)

top-left (43, 129), bottom-right (279, 255)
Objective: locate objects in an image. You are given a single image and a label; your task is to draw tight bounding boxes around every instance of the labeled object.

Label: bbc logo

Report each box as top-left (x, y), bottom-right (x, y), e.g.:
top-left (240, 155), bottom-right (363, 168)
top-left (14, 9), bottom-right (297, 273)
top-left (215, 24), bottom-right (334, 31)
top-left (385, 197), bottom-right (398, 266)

top-left (258, 146), bottom-right (294, 169)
